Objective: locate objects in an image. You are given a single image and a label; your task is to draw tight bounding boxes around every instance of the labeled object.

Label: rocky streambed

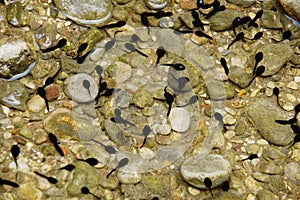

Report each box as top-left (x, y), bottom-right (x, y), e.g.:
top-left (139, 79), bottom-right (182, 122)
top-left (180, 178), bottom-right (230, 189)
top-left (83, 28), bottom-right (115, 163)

top-left (0, 0), bottom-right (299, 199)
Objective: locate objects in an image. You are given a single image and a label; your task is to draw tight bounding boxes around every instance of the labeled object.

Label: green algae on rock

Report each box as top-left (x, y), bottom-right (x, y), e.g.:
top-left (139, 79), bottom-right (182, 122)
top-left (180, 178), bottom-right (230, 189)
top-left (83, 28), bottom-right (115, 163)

top-left (54, 0), bottom-right (112, 26)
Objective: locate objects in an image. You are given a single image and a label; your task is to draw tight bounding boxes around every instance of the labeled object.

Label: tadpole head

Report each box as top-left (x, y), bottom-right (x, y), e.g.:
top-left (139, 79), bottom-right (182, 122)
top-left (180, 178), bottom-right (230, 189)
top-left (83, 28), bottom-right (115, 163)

top-left (255, 65), bottom-right (265, 76)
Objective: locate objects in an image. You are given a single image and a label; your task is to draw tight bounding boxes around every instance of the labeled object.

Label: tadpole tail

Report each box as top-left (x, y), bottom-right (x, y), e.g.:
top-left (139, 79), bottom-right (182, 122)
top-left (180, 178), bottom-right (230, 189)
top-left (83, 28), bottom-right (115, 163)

top-left (54, 143), bottom-right (64, 157)
top-left (106, 168), bottom-right (116, 178)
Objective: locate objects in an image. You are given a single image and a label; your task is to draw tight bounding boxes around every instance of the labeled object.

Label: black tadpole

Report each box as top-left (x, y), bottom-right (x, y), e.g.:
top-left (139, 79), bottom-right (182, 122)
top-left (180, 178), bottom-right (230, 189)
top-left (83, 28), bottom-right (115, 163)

top-left (273, 87), bottom-right (280, 105)
top-left (155, 46), bottom-right (166, 67)
top-left (42, 38), bottom-right (67, 53)
top-left (141, 13), bottom-right (150, 34)
top-left (220, 57), bottom-right (229, 75)
top-left (232, 17), bottom-right (241, 35)
top-left (291, 124), bottom-right (300, 134)
top-left (44, 67), bottom-right (61, 87)
top-left (205, 2), bottom-right (226, 19)
top-left (221, 180), bottom-right (230, 191)
top-left (141, 125), bottom-right (151, 148)
top-left (242, 154), bottom-right (258, 161)
top-left (282, 30), bottom-right (292, 40)
top-left (227, 32), bottom-right (244, 49)
top-left (10, 145), bottom-right (20, 170)
top-left (178, 95), bottom-right (198, 107)
top-left (81, 187), bottom-right (101, 199)
top-left (82, 79), bottom-right (92, 98)
top-left (204, 177), bottom-right (213, 197)
top-left (37, 87), bottom-right (49, 112)
top-left (248, 65), bottom-right (265, 86)
top-left (131, 34), bottom-right (141, 43)
top-left (58, 164), bottom-right (75, 171)
top-left (252, 52), bottom-right (263, 75)
top-left (125, 43), bottom-right (148, 57)
top-left (34, 171), bottom-right (58, 184)
top-left (98, 21), bottom-right (126, 29)
top-left (48, 133), bottom-right (64, 156)
top-left (214, 112), bottom-right (226, 131)
top-left (95, 65), bottom-right (103, 76)
top-left (191, 10), bottom-right (204, 31)
top-left (106, 158), bottom-right (129, 178)
top-left (91, 139), bottom-right (117, 154)
top-left (164, 86), bottom-right (175, 116)
top-left (248, 10), bottom-right (263, 28)
top-left (161, 63), bottom-right (186, 71)
top-left (77, 158), bottom-right (99, 166)
top-left (195, 30), bottom-right (213, 40)
top-left (252, 32), bottom-right (263, 40)
top-left (110, 108), bottom-right (136, 126)
top-left (77, 50), bottom-right (92, 64)
top-left (105, 31), bottom-right (122, 51)
top-left (0, 177), bottom-right (19, 187)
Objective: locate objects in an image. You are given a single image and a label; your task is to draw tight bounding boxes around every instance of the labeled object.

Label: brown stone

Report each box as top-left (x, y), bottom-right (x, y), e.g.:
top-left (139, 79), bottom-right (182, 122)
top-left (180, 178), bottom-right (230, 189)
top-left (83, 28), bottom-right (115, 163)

top-left (45, 84), bottom-right (59, 101)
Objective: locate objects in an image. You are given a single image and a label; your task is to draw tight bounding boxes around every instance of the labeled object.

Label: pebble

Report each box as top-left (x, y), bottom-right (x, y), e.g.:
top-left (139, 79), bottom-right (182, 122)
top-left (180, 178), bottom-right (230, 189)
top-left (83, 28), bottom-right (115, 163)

top-left (297, 113), bottom-right (300, 127)
top-left (262, 146), bottom-right (286, 165)
top-left (152, 123), bottom-right (171, 135)
top-left (223, 114), bottom-right (236, 125)
top-left (294, 76), bottom-right (300, 82)
top-left (187, 187), bottom-right (200, 196)
top-left (284, 162), bottom-right (300, 186)
top-left (19, 127), bottom-right (33, 139)
top-left (117, 171), bottom-right (142, 184)
top-left (45, 84), bottom-right (60, 101)
top-left (169, 107), bottom-right (190, 132)
top-left (63, 73), bottom-right (98, 103)
top-left (16, 182), bottom-right (43, 200)
top-left (247, 98), bottom-right (294, 146)
top-left (282, 102), bottom-right (294, 111)
top-left (3, 131), bottom-right (11, 139)
top-left (27, 95), bottom-right (45, 113)
top-left (131, 86), bottom-right (154, 108)
top-left (107, 61), bottom-right (132, 84)
top-left (205, 80), bottom-right (226, 100)
top-left (287, 81), bottom-right (298, 90)
top-left (245, 176), bottom-right (263, 194)
top-left (139, 147), bottom-right (156, 160)
top-left (144, 0), bottom-right (168, 10)
top-left (44, 108), bottom-right (95, 140)
top-left (256, 189), bottom-right (278, 200)
top-left (181, 154), bottom-right (231, 189)
top-left (257, 159), bottom-right (282, 174)
top-left (228, 66), bottom-right (250, 88)
top-left (0, 80), bottom-right (30, 111)
top-left (54, 0), bottom-right (112, 26)
top-left (0, 36), bottom-right (36, 81)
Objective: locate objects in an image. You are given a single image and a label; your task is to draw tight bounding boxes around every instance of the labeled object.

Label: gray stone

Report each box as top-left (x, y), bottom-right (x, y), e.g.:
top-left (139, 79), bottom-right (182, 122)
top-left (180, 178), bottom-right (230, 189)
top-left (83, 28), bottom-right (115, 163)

top-left (279, 0), bottom-right (300, 22)
top-left (107, 61), bottom-right (132, 84)
top-left (262, 146), bottom-right (286, 165)
top-left (235, 120), bottom-right (246, 135)
top-left (117, 0), bottom-right (132, 4)
top-left (168, 107), bottom-right (190, 133)
top-left (227, 0), bottom-right (256, 7)
top-left (19, 127), bottom-right (33, 139)
top-left (257, 159), bottom-right (282, 174)
top-left (261, 10), bottom-right (283, 29)
top-left (247, 98), bottom-right (294, 146)
top-left (265, 175), bottom-right (285, 192)
top-left (115, 91), bottom-right (131, 108)
top-left (228, 66), bottom-right (251, 88)
top-left (112, 8), bottom-right (129, 21)
top-left (16, 182), bottom-right (43, 200)
top-left (104, 119), bottom-right (129, 146)
top-left (63, 73), bottom-right (98, 103)
top-left (209, 10), bottom-right (243, 31)
top-left (181, 154), bottom-right (231, 189)
top-left (142, 175), bottom-right (170, 197)
top-left (256, 189), bottom-right (278, 200)
top-left (0, 36), bottom-right (36, 80)
top-left (117, 171), bottom-right (142, 184)
top-left (205, 80), bottom-right (226, 100)
top-left (0, 80), bottom-right (29, 111)
top-left (44, 108), bottom-right (96, 140)
top-left (27, 95), bottom-right (45, 113)
top-left (54, 0), bottom-right (112, 26)
top-left (285, 162), bottom-right (300, 186)
top-left (131, 85), bottom-right (154, 108)
top-left (206, 192), bottom-right (241, 200)
top-left (256, 43), bottom-right (293, 76)
top-left (67, 161), bottom-right (101, 196)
